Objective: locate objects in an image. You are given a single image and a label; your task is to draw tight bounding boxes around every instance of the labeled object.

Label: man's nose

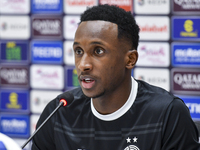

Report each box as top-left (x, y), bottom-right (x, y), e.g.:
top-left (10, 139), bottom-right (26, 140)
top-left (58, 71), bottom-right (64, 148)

top-left (77, 54), bottom-right (93, 72)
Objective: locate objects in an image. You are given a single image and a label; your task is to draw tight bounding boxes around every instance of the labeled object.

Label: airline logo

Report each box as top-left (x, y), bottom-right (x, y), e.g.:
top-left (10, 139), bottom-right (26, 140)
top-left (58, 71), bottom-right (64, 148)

top-left (65, 67), bottom-right (80, 89)
top-left (171, 68), bottom-right (200, 95)
top-left (64, 41), bottom-right (75, 65)
top-left (32, 16), bottom-right (62, 39)
top-left (0, 41), bottom-right (29, 63)
top-left (0, 66), bottom-right (29, 88)
top-left (30, 64), bottom-right (64, 89)
top-left (172, 17), bottom-right (200, 40)
top-left (172, 43), bottom-right (200, 67)
top-left (0, 114), bottom-right (30, 138)
top-left (180, 96), bottom-right (200, 119)
top-left (31, 41), bottom-right (63, 64)
top-left (136, 42), bottom-right (169, 67)
top-left (0, 89), bottom-right (29, 113)
top-left (64, 0), bottom-right (97, 14)
top-left (0, 0), bottom-right (30, 14)
top-left (31, 0), bottom-right (63, 13)
top-left (30, 90), bottom-right (62, 114)
top-left (135, 16), bottom-right (170, 41)
top-left (134, 0), bottom-right (170, 14)
top-left (134, 68), bottom-right (170, 91)
top-left (100, 0), bottom-right (133, 12)
top-left (173, 0), bottom-right (200, 13)
top-left (64, 15), bottom-right (80, 39)
top-left (0, 16), bottom-right (30, 39)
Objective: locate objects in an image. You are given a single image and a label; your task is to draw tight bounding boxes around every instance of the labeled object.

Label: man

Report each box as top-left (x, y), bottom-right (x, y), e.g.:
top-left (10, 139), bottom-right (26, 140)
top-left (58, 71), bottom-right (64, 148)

top-left (32, 4), bottom-right (200, 150)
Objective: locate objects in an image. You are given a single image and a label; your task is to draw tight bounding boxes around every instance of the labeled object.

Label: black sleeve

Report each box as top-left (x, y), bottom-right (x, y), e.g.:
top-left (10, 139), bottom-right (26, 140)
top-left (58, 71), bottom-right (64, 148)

top-left (31, 99), bottom-right (57, 150)
top-left (161, 98), bottom-right (200, 150)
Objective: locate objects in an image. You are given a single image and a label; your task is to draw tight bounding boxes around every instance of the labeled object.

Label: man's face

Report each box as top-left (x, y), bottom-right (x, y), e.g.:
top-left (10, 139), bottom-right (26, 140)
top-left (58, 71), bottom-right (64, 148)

top-left (73, 21), bottom-right (131, 99)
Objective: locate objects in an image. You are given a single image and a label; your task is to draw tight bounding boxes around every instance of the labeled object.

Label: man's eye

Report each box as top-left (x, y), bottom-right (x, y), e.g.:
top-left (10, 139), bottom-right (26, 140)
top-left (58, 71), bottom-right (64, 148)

top-left (75, 49), bottom-right (83, 55)
top-left (95, 48), bottom-right (104, 55)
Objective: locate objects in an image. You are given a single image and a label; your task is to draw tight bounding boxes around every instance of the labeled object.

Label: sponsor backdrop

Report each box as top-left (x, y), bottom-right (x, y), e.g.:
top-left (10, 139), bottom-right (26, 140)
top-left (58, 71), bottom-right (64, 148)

top-left (0, 0), bottom-right (200, 149)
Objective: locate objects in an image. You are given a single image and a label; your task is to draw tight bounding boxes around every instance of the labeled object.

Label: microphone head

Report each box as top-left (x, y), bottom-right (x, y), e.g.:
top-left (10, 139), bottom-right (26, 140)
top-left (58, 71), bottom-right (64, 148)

top-left (59, 92), bottom-right (74, 106)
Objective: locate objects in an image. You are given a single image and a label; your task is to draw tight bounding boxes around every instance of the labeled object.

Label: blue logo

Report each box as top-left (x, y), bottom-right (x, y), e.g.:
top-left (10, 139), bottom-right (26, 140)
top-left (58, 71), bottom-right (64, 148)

top-left (0, 89), bottom-right (29, 113)
top-left (31, 41), bottom-right (63, 64)
top-left (0, 114), bottom-right (30, 138)
top-left (65, 66), bottom-right (80, 90)
top-left (180, 96), bottom-right (200, 120)
top-left (31, 0), bottom-right (63, 14)
top-left (172, 17), bottom-right (200, 40)
top-left (172, 43), bottom-right (200, 67)
top-left (0, 41), bottom-right (29, 63)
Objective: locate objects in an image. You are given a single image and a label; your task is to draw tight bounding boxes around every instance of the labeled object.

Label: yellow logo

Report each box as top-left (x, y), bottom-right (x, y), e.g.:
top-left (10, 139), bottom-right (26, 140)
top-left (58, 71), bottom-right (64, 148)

top-left (180, 20), bottom-right (198, 37)
top-left (6, 92), bottom-right (21, 109)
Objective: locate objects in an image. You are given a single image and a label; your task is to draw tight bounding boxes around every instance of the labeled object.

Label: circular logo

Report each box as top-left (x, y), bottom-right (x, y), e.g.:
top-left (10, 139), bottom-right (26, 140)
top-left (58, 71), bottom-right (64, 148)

top-left (124, 145), bottom-right (140, 150)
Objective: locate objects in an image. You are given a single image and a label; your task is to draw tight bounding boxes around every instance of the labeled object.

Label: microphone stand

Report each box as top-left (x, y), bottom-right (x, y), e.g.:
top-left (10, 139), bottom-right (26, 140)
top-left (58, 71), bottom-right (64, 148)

top-left (21, 101), bottom-right (64, 149)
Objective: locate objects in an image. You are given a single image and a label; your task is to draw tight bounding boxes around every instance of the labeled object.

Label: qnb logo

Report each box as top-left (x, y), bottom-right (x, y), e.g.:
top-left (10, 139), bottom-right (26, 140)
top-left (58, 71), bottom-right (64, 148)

top-left (175, 48), bottom-right (200, 57)
top-left (1, 119), bottom-right (27, 132)
top-left (181, 20), bottom-right (198, 37)
top-left (174, 73), bottom-right (200, 89)
top-left (124, 145), bottom-right (140, 150)
top-left (186, 103), bottom-right (200, 114)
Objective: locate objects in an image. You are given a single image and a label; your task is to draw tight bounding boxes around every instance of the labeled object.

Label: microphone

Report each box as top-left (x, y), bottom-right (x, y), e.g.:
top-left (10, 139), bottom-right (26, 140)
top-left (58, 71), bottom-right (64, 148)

top-left (21, 92), bottom-right (74, 149)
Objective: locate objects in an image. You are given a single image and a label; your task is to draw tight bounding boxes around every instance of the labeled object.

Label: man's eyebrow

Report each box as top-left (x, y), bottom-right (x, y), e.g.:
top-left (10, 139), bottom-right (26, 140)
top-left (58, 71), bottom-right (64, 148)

top-left (73, 41), bottom-right (104, 46)
top-left (73, 42), bottom-right (79, 46)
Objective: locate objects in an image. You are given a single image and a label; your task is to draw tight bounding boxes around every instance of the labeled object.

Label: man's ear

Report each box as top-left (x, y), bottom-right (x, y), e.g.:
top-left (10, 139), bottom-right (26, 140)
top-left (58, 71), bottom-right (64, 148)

top-left (126, 50), bottom-right (138, 69)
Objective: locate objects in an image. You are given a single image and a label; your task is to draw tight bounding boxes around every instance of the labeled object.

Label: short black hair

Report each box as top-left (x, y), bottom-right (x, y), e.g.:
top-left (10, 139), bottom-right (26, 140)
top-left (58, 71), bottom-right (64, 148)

top-left (80, 4), bottom-right (140, 50)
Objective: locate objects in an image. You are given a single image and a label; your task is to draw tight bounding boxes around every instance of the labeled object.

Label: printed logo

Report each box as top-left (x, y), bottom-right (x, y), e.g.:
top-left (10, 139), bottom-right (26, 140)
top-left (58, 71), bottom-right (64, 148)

top-left (135, 16), bottom-right (169, 41)
top-left (134, 68), bottom-right (170, 91)
top-left (124, 136), bottom-right (140, 150)
top-left (172, 69), bottom-right (200, 95)
top-left (64, 15), bottom-right (80, 39)
top-left (173, 0), bottom-right (200, 13)
top-left (136, 42), bottom-right (169, 67)
top-left (0, 66), bottom-right (29, 88)
top-left (0, 0), bottom-right (30, 14)
top-left (0, 90), bottom-right (29, 113)
top-left (65, 67), bottom-right (80, 90)
top-left (180, 96), bottom-right (200, 119)
top-left (100, 0), bottom-right (133, 12)
top-left (135, 0), bottom-right (169, 14)
top-left (172, 17), bottom-right (200, 40)
top-left (172, 43), bottom-right (200, 67)
top-left (0, 41), bottom-right (29, 63)
top-left (64, 0), bottom-right (97, 14)
top-left (30, 90), bottom-right (62, 113)
top-left (0, 16), bottom-right (30, 39)
top-left (30, 64), bottom-right (64, 89)
top-left (64, 41), bottom-right (75, 65)
top-left (32, 16), bottom-right (62, 39)
top-left (31, 41), bottom-right (63, 64)
top-left (0, 114), bottom-right (30, 138)
top-left (31, 0), bottom-right (63, 13)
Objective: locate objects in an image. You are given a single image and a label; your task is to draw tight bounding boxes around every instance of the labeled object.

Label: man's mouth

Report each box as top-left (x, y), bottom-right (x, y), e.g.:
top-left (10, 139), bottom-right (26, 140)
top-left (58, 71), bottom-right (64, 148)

top-left (80, 77), bottom-right (95, 89)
